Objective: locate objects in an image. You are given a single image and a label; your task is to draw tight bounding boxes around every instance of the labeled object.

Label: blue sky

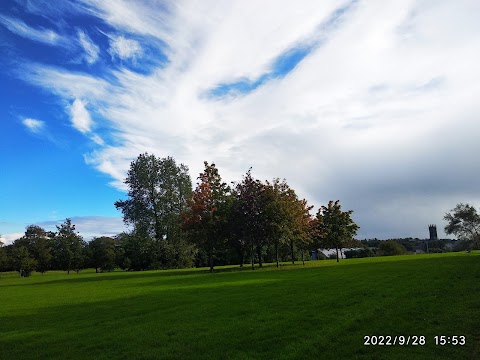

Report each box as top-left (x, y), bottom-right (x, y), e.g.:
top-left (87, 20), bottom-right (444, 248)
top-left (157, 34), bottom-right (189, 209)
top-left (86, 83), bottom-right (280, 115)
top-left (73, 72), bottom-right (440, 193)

top-left (1, 0), bottom-right (480, 244)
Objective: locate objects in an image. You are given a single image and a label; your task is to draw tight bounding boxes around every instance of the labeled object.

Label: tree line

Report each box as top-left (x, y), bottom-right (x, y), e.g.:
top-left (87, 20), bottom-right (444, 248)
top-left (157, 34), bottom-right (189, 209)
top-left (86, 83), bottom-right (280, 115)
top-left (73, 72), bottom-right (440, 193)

top-left (0, 153), bottom-right (359, 275)
top-left (1, 153), bottom-right (477, 276)
top-left (113, 154), bottom-right (359, 272)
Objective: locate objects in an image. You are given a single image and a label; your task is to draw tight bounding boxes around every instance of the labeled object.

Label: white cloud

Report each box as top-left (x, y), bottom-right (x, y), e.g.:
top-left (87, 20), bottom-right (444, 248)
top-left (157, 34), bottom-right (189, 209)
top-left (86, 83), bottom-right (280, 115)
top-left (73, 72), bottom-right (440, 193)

top-left (16, 1), bottom-right (480, 239)
top-left (90, 134), bottom-right (105, 146)
top-left (0, 217), bottom-right (127, 244)
top-left (77, 29), bottom-right (100, 64)
top-left (68, 98), bottom-right (93, 134)
top-left (0, 233), bottom-right (23, 246)
top-left (0, 14), bottom-right (62, 45)
top-left (38, 216), bottom-right (127, 241)
top-left (20, 64), bottom-right (109, 100)
top-left (22, 118), bottom-right (45, 134)
top-left (108, 35), bottom-right (143, 61)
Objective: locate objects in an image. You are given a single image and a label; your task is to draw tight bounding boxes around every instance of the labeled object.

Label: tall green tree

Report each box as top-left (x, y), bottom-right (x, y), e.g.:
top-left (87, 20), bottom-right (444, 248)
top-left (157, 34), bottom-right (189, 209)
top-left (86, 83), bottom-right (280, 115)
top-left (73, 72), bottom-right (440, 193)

top-left (183, 162), bottom-right (230, 272)
top-left (263, 179), bottom-right (314, 267)
top-left (316, 200), bottom-right (359, 262)
top-left (293, 199), bottom-right (315, 265)
top-left (444, 203), bottom-right (480, 249)
top-left (263, 180), bottom-right (286, 268)
top-left (53, 218), bottom-right (85, 274)
top-left (115, 153), bottom-right (192, 242)
top-left (23, 225), bottom-right (52, 274)
top-left (89, 236), bottom-right (116, 272)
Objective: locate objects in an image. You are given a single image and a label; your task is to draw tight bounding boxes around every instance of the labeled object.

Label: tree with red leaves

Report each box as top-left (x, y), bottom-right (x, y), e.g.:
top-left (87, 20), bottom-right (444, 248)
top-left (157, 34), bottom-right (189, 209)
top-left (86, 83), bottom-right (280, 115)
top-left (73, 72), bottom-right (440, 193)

top-left (183, 162), bottom-right (230, 272)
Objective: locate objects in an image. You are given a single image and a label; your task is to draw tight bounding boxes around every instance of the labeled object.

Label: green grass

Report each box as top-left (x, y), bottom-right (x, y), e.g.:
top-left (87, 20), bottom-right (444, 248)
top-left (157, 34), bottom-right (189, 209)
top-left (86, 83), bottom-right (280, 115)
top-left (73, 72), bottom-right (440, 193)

top-left (1, 252), bottom-right (479, 359)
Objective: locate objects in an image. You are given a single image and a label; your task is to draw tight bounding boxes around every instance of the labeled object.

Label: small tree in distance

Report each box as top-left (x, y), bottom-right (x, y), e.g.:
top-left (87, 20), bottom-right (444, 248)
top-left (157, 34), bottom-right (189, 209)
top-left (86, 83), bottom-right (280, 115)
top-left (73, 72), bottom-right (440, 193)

top-left (316, 200), bottom-right (359, 262)
top-left (377, 240), bottom-right (406, 256)
top-left (11, 245), bottom-right (36, 277)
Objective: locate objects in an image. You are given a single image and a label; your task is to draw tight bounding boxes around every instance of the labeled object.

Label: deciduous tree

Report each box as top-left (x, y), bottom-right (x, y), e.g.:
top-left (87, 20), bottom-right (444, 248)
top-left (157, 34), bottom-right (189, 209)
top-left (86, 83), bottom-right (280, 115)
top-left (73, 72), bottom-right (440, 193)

top-left (183, 162), bottom-right (230, 272)
top-left (89, 236), bottom-right (116, 272)
top-left (377, 240), bottom-right (406, 256)
top-left (11, 245), bottom-right (36, 277)
top-left (444, 203), bottom-right (480, 249)
top-left (53, 218), bottom-right (85, 274)
top-left (232, 169), bottom-right (268, 269)
top-left (316, 200), bottom-right (359, 262)
top-left (24, 225), bottom-right (52, 274)
top-left (115, 153), bottom-right (192, 242)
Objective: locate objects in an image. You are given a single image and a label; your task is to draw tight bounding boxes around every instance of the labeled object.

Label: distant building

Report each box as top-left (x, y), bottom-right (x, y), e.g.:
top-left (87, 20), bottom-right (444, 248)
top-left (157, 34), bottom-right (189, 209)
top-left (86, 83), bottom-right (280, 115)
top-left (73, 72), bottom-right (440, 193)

top-left (428, 224), bottom-right (438, 241)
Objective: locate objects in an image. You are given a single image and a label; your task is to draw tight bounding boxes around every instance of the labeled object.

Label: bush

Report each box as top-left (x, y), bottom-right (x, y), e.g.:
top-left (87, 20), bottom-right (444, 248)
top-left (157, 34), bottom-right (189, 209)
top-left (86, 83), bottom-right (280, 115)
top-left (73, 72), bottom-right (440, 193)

top-left (344, 248), bottom-right (375, 259)
top-left (377, 241), bottom-right (406, 256)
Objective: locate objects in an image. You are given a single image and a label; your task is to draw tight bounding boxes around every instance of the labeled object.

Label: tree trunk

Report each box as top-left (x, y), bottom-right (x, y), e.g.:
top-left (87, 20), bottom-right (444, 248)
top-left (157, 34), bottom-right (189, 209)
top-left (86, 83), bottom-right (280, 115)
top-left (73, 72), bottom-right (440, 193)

top-left (208, 249), bottom-right (214, 273)
top-left (238, 242), bottom-right (244, 267)
top-left (275, 242), bottom-right (279, 268)
top-left (301, 247), bottom-right (305, 265)
top-left (251, 240), bottom-right (255, 270)
top-left (290, 240), bottom-right (295, 265)
top-left (257, 245), bottom-right (263, 268)
top-left (336, 247), bottom-right (339, 262)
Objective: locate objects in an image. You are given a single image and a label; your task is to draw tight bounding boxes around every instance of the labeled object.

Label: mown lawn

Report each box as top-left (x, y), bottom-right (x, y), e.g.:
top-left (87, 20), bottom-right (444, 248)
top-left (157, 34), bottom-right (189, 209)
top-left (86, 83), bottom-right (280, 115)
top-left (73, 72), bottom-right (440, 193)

top-left (1, 252), bottom-right (479, 359)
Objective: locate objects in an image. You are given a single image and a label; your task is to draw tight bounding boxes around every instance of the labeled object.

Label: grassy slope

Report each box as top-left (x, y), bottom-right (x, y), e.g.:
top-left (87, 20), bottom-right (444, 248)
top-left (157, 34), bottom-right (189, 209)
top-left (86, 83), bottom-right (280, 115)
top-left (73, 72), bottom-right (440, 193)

top-left (0, 252), bottom-right (479, 360)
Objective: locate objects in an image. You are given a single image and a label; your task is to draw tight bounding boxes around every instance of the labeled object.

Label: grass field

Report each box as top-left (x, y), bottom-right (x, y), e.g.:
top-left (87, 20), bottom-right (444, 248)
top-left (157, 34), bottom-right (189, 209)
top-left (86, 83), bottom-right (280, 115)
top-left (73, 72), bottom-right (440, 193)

top-left (1, 252), bottom-right (479, 359)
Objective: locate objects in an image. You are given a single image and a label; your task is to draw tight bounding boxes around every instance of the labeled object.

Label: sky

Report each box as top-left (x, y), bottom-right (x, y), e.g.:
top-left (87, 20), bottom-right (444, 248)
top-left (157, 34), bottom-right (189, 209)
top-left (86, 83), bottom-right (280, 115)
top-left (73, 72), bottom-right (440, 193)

top-left (1, 0), bottom-right (480, 245)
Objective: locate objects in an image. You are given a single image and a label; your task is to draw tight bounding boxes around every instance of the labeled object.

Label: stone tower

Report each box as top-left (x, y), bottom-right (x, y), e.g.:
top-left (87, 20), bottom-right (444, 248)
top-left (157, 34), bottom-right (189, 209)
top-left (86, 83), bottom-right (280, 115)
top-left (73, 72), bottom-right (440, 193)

top-left (428, 224), bottom-right (438, 241)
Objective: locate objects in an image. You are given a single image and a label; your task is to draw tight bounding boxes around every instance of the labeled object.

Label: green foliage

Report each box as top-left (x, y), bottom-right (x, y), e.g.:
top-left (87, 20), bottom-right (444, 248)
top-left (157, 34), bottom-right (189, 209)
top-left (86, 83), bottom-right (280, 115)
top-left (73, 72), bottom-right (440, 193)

top-left (22, 225), bottom-right (53, 274)
top-left (452, 239), bottom-right (471, 252)
top-left (115, 153), bottom-right (192, 242)
top-left (444, 203), bottom-right (480, 249)
top-left (11, 245), bottom-right (36, 277)
top-left (232, 168), bottom-right (268, 269)
top-left (33, 237), bottom-right (52, 274)
top-left (344, 248), bottom-right (375, 258)
top-left (316, 200), bottom-right (360, 262)
top-left (52, 219), bottom-right (86, 274)
top-left (121, 231), bottom-right (157, 271)
top-left (89, 237), bottom-right (116, 272)
top-left (0, 245), bottom-right (7, 271)
top-left (114, 153), bottom-right (194, 270)
top-left (377, 240), bottom-right (406, 256)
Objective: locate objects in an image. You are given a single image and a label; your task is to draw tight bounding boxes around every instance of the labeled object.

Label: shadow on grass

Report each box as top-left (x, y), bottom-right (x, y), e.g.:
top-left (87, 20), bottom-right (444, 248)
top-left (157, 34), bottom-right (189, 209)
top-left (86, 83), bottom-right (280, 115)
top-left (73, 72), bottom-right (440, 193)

top-left (1, 254), bottom-right (479, 360)
top-left (2, 252), bottom-right (478, 288)
top-left (0, 278), bottom-right (315, 360)
top-left (0, 260), bottom-right (320, 287)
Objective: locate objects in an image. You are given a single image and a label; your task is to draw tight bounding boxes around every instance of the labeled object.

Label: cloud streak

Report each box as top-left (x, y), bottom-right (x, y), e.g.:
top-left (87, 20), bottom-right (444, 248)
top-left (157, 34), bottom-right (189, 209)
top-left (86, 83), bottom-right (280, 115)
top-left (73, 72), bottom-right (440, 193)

top-left (0, 14), bottom-right (62, 45)
top-left (22, 118), bottom-right (45, 134)
top-left (77, 29), bottom-right (100, 64)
